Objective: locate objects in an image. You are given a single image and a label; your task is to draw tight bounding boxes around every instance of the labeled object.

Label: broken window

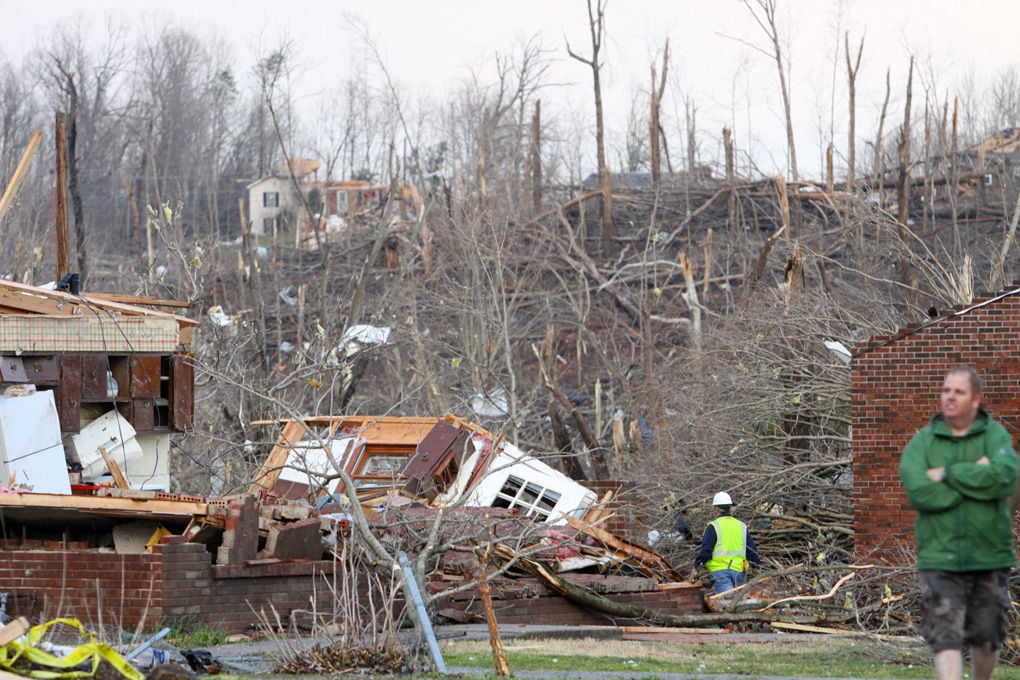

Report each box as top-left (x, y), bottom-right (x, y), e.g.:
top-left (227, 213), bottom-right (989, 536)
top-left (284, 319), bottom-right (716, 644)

top-left (349, 450), bottom-right (411, 490)
top-left (336, 190), bottom-right (348, 214)
top-left (492, 475), bottom-right (562, 521)
top-left (263, 191), bottom-right (280, 207)
top-left (359, 453), bottom-right (406, 477)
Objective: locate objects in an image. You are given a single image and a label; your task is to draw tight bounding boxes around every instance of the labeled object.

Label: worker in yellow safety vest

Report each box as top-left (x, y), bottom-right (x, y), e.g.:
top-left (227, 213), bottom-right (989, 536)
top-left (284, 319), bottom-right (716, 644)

top-left (692, 492), bottom-right (760, 595)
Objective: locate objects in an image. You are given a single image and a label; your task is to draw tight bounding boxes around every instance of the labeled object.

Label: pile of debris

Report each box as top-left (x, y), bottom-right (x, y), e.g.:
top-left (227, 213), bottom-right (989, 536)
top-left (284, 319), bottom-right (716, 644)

top-left (0, 376), bottom-right (703, 631)
top-left (0, 280), bottom-right (898, 636)
top-left (241, 413), bottom-right (700, 625)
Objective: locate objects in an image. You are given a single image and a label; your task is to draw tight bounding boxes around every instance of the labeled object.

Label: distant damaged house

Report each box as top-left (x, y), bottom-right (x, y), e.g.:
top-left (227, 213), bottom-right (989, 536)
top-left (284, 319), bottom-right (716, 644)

top-left (245, 158), bottom-right (389, 242)
top-left (245, 158), bottom-right (321, 236)
top-left (961, 128), bottom-right (1020, 186)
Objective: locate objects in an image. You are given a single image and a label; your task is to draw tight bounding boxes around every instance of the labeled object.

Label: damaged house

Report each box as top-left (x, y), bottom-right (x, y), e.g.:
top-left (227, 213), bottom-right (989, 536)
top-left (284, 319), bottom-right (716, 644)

top-left (246, 157), bottom-right (389, 244)
top-left (0, 282), bottom-right (698, 633)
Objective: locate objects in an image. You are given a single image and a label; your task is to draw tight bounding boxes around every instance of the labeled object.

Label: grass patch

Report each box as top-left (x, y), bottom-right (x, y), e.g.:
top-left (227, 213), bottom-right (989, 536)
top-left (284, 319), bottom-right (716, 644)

top-left (165, 622), bottom-right (228, 649)
top-left (441, 635), bottom-right (1020, 679)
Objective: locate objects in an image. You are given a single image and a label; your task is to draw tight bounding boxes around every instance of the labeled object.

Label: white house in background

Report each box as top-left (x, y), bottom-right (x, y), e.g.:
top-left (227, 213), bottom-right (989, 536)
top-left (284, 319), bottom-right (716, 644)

top-left (246, 158), bottom-right (389, 239)
top-left (246, 158), bottom-right (321, 236)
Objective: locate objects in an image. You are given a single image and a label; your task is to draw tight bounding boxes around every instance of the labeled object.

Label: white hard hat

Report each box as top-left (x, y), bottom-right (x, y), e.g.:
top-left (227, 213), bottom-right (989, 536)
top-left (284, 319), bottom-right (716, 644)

top-left (712, 491), bottom-right (733, 506)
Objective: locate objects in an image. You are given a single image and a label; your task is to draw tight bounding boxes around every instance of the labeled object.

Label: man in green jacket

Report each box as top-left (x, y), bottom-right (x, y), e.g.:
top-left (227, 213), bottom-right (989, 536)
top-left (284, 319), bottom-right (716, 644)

top-left (899, 366), bottom-right (1018, 680)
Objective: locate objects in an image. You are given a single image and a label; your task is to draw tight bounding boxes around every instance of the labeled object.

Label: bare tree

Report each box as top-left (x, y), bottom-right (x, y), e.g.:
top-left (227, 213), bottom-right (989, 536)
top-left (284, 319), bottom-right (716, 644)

top-left (739, 0), bottom-right (799, 181)
top-left (34, 17), bottom-right (131, 284)
top-left (985, 66), bottom-right (1020, 132)
top-left (0, 57), bottom-right (38, 181)
top-left (567, 0), bottom-right (614, 254)
top-left (685, 100), bottom-right (697, 175)
top-left (844, 32), bottom-right (864, 190)
top-left (620, 86), bottom-right (648, 172)
top-left (528, 100), bottom-right (542, 213)
top-left (895, 57), bottom-right (915, 290)
top-left (649, 40), bottom-right (669, 184)
top-left (871, 68), bottom-right (891, 200)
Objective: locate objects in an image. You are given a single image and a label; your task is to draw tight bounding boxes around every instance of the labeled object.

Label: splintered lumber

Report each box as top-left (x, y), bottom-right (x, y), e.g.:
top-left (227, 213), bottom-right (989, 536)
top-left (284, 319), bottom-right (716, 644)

top-left (0, 617), bottom-right (30, 646)
top-left (0, 131), bottom-right (41, 222)
top-left (564, 515), bottom-right (685, 582)
top-left (83, 292), bottom-right (193, 308)
top-left (0, 492), bottom-right (207, 521)
top-left (99, 445), bottom-right (131, 490)
top-left (475, 558), bottom-right (509, 677)
top-left (769, 622), bottom-right (850, 634)
top-left (621, 626), bottom-right (726, 635)
top-left (581, 490), bottom-right (614, 524)
top-left (658, 582), bottom-right (698, 590)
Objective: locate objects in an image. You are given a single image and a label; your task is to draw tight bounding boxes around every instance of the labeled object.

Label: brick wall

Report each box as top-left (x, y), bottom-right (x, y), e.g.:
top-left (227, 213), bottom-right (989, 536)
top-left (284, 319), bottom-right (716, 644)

top-left (584, 480), bottom-right (636, 539)
top-left (0, 547), bottom-right (162, 629)
top-left (852, 288), bottom-right (1020, 562)
top-left (160, 542), bottom-right (342, 633)
top-left (0, 541), bottom-right (340, 634)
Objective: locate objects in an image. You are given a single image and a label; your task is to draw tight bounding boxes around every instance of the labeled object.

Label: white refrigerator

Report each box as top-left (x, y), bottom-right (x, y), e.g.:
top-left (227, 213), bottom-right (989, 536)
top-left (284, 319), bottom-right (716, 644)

top-left (0, 390), bottom-right (72, 494)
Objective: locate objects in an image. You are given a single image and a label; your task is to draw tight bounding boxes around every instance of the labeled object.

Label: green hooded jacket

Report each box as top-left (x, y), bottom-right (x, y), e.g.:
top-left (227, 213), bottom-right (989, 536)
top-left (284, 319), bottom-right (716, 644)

top-left (899, 409), bottom-right (1018, 572)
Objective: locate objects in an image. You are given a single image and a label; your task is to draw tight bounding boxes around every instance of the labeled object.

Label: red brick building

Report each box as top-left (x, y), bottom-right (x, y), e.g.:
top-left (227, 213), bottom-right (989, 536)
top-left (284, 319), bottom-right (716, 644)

top-left (852, 286), bottom-right (1020, 561)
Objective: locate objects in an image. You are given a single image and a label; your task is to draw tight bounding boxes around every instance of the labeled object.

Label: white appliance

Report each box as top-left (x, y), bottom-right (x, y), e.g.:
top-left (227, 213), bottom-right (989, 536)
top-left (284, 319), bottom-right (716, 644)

top-left (0, 390), bottom-right (71, 494)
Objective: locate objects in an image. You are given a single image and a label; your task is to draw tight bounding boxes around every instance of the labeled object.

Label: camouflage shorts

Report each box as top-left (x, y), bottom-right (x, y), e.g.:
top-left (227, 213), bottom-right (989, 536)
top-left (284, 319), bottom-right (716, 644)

top-left (919, 569), bottom-right (1011, 652)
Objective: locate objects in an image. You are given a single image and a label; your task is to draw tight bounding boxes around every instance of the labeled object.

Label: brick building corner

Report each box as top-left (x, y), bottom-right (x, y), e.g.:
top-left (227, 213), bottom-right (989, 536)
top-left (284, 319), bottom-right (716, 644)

top-left (852, 286), bottom-right (1020, 563)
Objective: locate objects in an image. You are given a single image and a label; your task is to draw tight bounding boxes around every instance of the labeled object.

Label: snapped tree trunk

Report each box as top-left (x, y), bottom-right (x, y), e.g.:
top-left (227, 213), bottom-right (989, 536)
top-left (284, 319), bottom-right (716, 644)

top-left (568, 0), bottom-right (614, 254)
top-left (649, 40), bottom-right (669, 184)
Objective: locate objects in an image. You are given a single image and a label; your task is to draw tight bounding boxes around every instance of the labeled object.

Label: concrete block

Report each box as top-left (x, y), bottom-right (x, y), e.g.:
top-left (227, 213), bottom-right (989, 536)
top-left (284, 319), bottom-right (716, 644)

top-left (264, 518), bottom-right (323, 560)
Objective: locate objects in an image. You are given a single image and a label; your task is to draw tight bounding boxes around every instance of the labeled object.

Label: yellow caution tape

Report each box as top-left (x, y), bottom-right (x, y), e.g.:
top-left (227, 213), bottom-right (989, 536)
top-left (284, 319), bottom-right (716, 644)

top-left (0, 618), bottom-right (144, 680)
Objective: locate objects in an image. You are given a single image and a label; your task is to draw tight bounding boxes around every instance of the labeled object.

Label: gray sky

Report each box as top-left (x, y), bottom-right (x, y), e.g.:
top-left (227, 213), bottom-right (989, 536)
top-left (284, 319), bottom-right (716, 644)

top-left (5, 0), bottom-right (1020, 178)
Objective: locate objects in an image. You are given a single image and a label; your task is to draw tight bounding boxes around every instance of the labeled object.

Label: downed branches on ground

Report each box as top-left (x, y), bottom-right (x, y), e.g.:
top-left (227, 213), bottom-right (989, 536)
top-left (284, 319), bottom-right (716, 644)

top-left (489, 543), bottom-right (917, 632)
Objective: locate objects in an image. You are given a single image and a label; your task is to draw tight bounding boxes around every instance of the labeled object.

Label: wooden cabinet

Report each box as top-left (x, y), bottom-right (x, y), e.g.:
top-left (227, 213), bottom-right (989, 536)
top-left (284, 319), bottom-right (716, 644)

top-left (130, 356), bottom-right (162, 398)
top-left (21, 356), bottom-right (60, 385)
top-left (2, 350), bottom-right (195, 435)
top-left (56, 355), bottom-right (82, 432)
top-left (169, 354), bottom-right (194, 431)
top-left (81, 354), bottom-right (113, 401)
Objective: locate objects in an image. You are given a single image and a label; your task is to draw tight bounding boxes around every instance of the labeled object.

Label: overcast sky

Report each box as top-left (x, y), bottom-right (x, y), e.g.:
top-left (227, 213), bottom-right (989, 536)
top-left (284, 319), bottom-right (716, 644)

top-left (5, 0), bottom-right (1020, 178)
